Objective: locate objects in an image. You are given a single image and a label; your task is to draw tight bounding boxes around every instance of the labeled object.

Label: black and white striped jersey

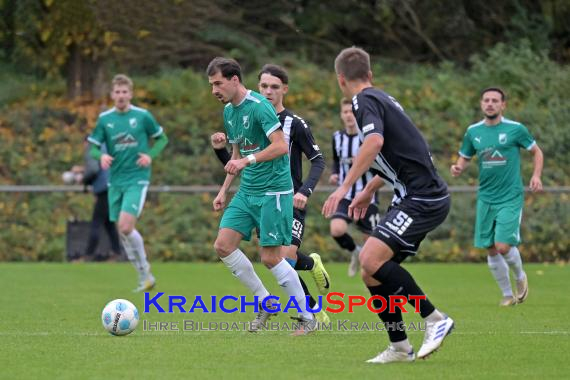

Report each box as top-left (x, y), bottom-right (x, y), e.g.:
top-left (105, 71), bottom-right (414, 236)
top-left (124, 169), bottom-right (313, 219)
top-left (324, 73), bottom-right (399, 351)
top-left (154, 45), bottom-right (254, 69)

top-left (212, 108), bottom-right (325, 197)
top-left (331, 130), bottom-right (377, 202)
top-left (352, 87), bottom-right (448, 203)
top-left (280, 109), bottom-right (325, 197)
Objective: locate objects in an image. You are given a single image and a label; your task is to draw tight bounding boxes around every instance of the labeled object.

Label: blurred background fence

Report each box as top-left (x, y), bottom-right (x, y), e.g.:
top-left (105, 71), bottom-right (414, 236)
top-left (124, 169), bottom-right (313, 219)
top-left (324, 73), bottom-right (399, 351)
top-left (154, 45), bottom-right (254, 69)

top-left (1, 186), bottom-right (567, 262)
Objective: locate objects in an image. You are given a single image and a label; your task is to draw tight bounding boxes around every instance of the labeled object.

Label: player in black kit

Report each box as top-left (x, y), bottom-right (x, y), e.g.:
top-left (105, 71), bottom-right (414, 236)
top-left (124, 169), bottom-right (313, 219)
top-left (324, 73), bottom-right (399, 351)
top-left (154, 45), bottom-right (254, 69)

top-left (322, 47), bottom-right (454, 363)
top-left (211, 64), bottom-right (331, 325)
top-left (329, 97), bottom-right (381, 277)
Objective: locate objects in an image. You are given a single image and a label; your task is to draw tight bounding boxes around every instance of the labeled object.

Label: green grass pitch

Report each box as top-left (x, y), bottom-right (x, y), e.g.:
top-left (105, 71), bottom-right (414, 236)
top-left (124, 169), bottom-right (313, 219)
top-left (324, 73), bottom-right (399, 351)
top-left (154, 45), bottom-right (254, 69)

top-left (1, 262), bottom-right (569, 379)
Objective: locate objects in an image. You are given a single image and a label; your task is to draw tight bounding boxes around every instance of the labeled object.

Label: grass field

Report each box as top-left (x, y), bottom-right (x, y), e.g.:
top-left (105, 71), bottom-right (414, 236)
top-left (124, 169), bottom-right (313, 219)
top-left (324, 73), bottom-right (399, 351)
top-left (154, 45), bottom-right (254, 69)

top-left (1, 262), bottom-right (569, 379)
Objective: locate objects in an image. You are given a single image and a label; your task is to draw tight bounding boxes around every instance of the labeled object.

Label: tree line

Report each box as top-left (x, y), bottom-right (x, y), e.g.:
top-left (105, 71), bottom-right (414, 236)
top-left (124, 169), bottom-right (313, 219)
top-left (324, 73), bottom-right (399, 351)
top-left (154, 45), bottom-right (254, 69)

top-left (1, 0), bottom-right (569, 98)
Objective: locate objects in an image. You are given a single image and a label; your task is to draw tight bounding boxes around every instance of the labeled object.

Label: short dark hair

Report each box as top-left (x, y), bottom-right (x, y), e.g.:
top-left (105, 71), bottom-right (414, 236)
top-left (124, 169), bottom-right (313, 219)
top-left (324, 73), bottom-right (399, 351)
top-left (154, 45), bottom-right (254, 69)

top-left (480, 87), bottom-right (506, 101)
top-left (340, 97), bottom-right (352, 107)
top-left (334, 47), bottom-right (370, 81)
top-left (258, 64), bottom-right (288, 84)
top-left (206, 57), bottom-right (242, 82)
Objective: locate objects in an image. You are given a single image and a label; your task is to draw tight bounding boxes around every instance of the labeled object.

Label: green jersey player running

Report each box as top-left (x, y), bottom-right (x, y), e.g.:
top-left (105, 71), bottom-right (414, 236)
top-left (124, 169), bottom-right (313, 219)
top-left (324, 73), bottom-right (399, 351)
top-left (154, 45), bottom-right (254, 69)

top-left (451, 87), bottom-right (543, 306)
top-left (207, 57), bottom-right (315, 335)
top-left (88, 74), bottom-right (168, 292)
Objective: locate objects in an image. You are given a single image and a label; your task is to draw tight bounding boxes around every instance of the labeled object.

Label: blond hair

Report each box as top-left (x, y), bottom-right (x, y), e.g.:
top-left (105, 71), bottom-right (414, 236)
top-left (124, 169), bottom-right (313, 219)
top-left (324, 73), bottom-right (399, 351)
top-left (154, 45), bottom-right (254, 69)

top-left (111, 74), bottom-right (133, 91)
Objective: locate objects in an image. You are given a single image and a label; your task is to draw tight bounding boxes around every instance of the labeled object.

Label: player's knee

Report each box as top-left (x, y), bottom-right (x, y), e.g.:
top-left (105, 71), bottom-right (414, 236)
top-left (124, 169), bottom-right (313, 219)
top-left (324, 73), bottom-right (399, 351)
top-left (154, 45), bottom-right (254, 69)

top-left (360, 268), bottom-right (370, 283)
top-left (361, 270), bottom-right (380, 287)
top-left (495, 243), bottom-right (511, 255)
top-left (359, 250), bottom-right (385, 275)
top-left (260, 253), bottom-right (280, 268)
top-left (280, 245), bottom-right (297, 260)
top-left (118, 223), bottom-right (133, 236)
top-left (213, 238), bottom-right (233, 257)
top-left (330, 221), bottom-right (346, 237)
top-left (359, 251), bottom-right (374, 273)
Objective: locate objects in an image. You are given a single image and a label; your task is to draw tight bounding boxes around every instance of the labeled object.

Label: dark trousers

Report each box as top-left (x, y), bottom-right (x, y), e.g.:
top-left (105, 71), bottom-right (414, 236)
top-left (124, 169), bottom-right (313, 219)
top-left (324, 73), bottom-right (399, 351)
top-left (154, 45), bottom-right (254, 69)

top-left (85, 191), bottom-right (121, 257)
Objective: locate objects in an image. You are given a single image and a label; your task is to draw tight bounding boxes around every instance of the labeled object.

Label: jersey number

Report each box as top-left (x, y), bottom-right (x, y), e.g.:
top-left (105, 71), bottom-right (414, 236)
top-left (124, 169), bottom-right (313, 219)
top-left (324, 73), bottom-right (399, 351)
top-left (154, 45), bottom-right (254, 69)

top-left (292, 219), bottom-right (303, 239)
top-left (368, 213), bottom-right (381, 228)
top-left (385, 211), bottom-right (413, 236)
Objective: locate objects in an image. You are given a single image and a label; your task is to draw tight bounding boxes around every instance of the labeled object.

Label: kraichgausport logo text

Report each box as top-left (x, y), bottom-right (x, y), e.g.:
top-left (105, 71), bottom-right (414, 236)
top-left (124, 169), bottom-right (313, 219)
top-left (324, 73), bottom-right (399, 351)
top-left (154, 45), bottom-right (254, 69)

top-left (144, 292), bottom-right (427, 314)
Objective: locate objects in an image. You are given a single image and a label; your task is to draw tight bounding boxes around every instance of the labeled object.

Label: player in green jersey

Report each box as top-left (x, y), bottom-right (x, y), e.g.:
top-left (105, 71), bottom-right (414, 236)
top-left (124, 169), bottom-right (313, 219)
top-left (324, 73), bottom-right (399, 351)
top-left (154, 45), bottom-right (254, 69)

top-left (88, 74), bottom-right (168, 292)
top-left (210, 64), bottom-right (331, 325)
top-left (207, 57), bottom-right (315, 334)
top-left (451, 87), bottom-right (543, 306)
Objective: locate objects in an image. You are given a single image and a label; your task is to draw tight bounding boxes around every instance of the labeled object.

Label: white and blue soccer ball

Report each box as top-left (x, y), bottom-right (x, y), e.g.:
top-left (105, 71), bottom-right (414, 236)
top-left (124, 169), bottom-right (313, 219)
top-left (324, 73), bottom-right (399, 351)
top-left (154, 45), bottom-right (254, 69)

top-left (101, 299), bottom-right (139, 336)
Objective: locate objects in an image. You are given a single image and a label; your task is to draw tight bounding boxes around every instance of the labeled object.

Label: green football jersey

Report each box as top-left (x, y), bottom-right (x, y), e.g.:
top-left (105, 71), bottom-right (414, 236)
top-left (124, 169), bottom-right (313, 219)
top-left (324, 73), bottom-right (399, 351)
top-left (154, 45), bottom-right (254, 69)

top-left (459, 117), bottom-right (535, 204)
top-left (88, 105), bottom-right (163, 186)
top-left (224, 90), bottom-right (292, 195)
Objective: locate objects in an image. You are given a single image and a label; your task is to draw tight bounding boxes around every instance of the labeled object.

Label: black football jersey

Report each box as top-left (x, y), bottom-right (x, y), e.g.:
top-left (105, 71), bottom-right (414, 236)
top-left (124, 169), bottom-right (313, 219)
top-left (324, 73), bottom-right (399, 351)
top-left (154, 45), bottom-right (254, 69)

top-left (352, 87), bottom-right (448, 202)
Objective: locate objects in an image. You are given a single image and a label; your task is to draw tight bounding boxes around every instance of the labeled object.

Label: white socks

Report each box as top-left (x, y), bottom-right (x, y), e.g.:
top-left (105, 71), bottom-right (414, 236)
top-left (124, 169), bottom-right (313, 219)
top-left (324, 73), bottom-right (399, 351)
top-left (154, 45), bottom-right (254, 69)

top-left (221, 251), bottom-right (313, 320)
top-left (503, 246), bottom-right (525, 281)
top-left (424, 309), bottom-right (445, 323)
top-left (270, 259), bottom-right (313, 320)
top-left (392, 339), bottom-right (413, 353)
top-left (121, 229), bottom-right (151, 278)
top-left (221, 249), bottom-right (270, 299)
top-left (487, 254), bottom-right (513, 297)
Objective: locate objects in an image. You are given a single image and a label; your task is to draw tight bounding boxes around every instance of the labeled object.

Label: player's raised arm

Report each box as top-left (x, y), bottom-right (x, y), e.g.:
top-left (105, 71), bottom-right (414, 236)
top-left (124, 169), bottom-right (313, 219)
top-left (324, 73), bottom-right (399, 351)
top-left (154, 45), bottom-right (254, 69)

top-left (211, 132), bottom-right (231, 166)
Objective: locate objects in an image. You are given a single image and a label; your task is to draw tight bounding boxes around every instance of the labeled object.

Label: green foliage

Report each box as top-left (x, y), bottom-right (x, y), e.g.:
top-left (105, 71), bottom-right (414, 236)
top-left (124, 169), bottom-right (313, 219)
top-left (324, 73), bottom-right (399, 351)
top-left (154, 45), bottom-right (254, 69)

top-left (2, 0), bottom-right (570, 102)
top-left (11, 0), bottom-right (111, 77)
top-left (0, 42), bottom-right (568, 261)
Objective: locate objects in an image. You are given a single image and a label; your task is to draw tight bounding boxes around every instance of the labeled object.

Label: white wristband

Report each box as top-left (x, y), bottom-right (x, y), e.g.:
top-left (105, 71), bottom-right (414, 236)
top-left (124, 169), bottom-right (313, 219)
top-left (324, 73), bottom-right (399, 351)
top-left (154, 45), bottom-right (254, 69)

top-left (246, 154), bottom-right (256, 164)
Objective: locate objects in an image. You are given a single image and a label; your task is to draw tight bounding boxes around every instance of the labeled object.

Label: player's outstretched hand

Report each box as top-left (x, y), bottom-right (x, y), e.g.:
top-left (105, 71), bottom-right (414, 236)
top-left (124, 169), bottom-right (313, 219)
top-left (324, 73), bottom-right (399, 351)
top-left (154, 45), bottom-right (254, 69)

top-left (348, 191), bottom-right (373, 221)
top-left (100, 154), bottom-right (114, 170)
top-left (213, 192), bottom-right (226, 211)
top-left (322, 187), bottom-right (346, 218)
top-left (450, 164), bottom-right (463, 177)
top-left (211, 132), bottom-right (227, 149)
top-left (529, 175), bottom-right (543, 192)
top-left (137, 153), bottom-right (152, 167)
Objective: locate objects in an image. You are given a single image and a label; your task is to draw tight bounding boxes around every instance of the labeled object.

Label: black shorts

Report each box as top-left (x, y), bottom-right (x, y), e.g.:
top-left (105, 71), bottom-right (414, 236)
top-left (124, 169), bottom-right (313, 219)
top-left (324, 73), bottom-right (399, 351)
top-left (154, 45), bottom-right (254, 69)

top-left (291, 207), bottom-right (307, 247)
top-left (371, 195), bottom-right (451, 263)
top-left (332, 198), bottom-right (381, 235)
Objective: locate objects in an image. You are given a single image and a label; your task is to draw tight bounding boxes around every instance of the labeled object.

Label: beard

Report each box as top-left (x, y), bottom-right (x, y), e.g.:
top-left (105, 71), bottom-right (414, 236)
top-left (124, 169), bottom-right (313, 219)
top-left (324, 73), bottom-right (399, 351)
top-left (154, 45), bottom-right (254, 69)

top-left (215, 94), bottom-right (228, 104)
top-left (485, 112), bottom-right (500, 120)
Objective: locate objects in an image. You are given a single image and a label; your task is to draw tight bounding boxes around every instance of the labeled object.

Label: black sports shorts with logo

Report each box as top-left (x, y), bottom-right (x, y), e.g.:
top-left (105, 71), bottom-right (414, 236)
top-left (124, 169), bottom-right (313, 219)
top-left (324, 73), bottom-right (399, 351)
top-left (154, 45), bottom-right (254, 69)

top-left (332, 198), bottom-right (381, 235)
top-left (291, 207), bottom-right (307, 247)
top-left (371, 195), bottom-right (450, 263)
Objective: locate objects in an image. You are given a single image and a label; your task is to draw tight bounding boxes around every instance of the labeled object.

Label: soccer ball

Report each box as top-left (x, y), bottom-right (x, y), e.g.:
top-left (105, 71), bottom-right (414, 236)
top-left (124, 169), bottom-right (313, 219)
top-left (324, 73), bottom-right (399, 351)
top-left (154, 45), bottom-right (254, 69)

top-left (101, 299), bottom-right (139, 336)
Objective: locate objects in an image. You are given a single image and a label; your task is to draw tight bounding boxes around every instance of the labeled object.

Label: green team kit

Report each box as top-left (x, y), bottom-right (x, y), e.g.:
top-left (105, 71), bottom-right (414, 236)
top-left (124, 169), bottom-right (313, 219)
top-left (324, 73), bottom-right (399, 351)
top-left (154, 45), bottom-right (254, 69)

top-left (220, 90), bottom-right (294, 246)
top-left (459, 117), bottom-right (536, 247)
top-left (88, 105), bottom-right (164, 221)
